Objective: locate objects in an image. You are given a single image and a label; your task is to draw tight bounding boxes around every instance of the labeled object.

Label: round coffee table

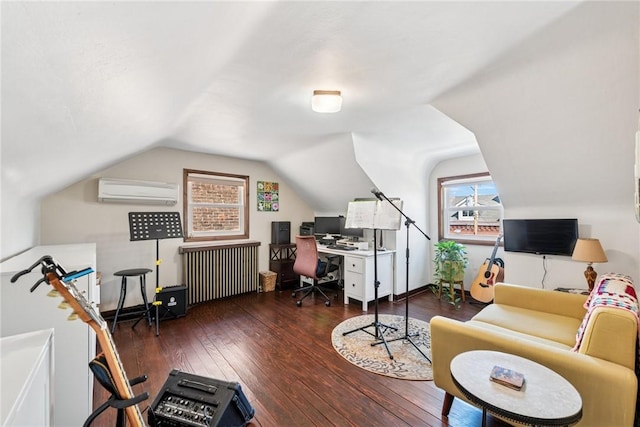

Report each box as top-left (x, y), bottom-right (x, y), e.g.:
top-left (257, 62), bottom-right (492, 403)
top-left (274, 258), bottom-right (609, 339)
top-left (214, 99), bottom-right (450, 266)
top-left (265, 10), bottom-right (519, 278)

top-left (450, 350), bottom-right (582, 426)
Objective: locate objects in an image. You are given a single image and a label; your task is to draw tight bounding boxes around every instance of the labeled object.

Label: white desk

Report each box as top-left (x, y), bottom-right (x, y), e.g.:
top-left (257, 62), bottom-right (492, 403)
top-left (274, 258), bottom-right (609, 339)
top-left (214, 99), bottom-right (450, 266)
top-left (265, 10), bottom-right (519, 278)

top-left (317, 245), bottom-right (395, 311)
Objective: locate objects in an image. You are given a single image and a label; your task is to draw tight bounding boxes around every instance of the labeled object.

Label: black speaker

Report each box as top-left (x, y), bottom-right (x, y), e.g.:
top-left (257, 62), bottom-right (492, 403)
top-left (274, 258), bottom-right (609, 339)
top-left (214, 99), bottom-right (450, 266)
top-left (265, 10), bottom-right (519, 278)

top-left (149, 369), bottom-right (255, 427)
top-left (271, 221), bottom-right (290, 244)
top-left (156, 286), bottom-right (187, 319)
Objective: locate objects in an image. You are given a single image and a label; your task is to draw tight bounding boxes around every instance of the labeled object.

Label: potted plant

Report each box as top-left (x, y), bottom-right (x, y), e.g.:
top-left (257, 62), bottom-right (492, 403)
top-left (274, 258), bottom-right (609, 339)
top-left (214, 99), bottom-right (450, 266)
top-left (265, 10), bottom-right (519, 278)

top-left (433, 240), bottom-right (468, 303)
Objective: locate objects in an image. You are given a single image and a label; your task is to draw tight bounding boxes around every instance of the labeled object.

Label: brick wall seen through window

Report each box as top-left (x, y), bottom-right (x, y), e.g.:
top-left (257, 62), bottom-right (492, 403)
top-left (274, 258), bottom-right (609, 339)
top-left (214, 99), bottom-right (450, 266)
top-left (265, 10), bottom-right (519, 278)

top-left (184, 169), bottom-right (249, 241)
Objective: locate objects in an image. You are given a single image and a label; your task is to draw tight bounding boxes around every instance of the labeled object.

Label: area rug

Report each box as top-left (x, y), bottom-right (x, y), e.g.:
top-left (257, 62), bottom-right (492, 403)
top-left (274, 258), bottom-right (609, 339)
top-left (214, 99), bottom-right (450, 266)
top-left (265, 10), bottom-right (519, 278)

top-left (331, 314), bottom-right (432, 380)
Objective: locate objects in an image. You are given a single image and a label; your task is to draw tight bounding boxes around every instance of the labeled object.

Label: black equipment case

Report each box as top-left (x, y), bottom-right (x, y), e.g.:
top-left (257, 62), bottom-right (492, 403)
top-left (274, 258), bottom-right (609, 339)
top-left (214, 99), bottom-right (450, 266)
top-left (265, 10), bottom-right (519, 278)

top-left (148, 369), bottom-right (255, 427)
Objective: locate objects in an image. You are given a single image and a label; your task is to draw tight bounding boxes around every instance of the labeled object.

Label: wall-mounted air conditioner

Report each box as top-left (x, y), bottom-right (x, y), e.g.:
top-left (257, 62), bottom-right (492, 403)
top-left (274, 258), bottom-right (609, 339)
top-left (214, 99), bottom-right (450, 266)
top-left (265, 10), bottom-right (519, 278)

top-left (98, 178), bottom-right (179, 205)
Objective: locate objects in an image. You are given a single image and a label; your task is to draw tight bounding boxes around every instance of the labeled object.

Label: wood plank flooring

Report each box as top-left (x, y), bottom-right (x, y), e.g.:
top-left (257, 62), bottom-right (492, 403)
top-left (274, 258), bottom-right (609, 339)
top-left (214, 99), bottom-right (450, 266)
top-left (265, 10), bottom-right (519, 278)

top-left (92, 288), bottom-right (509, 426)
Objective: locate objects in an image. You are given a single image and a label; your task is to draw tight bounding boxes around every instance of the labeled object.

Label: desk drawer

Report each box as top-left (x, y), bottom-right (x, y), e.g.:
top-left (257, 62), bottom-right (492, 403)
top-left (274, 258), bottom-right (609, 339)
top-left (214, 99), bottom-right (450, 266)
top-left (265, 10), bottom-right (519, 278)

top-left (345, 270), bottom-right (364, 298)
top-left (344, 256), bottom-right (364, 274)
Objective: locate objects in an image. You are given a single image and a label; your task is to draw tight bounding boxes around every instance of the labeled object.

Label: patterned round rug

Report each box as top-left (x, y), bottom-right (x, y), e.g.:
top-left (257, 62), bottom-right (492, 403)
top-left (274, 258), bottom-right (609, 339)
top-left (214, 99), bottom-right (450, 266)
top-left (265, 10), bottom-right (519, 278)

top-left (331, 314), bottom-right (432, 380)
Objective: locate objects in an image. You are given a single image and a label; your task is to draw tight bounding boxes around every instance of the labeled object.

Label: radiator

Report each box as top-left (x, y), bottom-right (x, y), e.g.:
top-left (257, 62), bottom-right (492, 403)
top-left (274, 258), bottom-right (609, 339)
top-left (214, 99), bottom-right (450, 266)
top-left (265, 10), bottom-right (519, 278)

top-left (180, 242), bottom-right (260, 305)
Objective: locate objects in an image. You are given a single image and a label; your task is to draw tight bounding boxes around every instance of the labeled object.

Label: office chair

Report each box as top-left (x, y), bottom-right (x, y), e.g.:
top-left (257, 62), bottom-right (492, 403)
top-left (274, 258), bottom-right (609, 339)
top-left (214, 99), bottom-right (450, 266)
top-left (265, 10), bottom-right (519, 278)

top-left (291, 235), bottom-right (340, 307)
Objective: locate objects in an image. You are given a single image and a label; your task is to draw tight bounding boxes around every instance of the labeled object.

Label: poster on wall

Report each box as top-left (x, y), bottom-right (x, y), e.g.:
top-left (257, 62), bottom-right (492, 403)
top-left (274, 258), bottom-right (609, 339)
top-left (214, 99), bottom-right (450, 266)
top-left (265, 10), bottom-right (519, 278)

top-left (257, 181), bottom-right (279, 211)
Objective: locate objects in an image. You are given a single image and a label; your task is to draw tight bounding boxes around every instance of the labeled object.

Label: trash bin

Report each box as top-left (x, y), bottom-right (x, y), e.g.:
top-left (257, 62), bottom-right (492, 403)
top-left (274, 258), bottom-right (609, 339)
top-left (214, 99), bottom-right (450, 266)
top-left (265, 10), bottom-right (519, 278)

top-left (259, 271), bottom-right (277, 292)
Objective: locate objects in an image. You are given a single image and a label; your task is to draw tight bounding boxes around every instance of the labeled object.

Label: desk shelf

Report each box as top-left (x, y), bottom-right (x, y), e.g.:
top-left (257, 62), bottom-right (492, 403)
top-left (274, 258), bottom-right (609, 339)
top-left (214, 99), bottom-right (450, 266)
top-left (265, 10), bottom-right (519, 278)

top-left (269, 244), bottom-right (298, 290)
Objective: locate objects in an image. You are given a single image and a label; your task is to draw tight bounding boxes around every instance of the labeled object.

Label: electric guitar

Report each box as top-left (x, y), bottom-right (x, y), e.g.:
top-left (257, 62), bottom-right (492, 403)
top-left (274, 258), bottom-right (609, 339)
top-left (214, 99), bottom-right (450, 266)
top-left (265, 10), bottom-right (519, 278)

top-left (11, 256), bottom-right (147, 426)
top-left (470, 234), bottom-right (505, 303)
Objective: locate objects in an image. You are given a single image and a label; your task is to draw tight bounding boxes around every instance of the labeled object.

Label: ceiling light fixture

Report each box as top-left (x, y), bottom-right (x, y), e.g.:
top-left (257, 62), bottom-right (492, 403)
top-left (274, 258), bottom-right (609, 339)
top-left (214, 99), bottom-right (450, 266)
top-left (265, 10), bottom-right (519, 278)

top-left (312, 90), bottom-right (342, 113)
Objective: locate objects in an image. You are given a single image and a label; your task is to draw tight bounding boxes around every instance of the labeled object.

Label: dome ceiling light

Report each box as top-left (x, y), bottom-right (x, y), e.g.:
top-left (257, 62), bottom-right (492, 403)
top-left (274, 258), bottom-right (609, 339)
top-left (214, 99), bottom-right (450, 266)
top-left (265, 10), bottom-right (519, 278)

top-left (311, 90), bottom-right (342, 113)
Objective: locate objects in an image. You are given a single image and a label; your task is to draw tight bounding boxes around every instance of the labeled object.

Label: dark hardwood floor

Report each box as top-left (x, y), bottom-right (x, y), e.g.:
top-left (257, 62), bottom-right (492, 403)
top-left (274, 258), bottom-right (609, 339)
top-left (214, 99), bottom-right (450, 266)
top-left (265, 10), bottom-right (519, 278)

top-left (93, 288), bottom-right (508, 426)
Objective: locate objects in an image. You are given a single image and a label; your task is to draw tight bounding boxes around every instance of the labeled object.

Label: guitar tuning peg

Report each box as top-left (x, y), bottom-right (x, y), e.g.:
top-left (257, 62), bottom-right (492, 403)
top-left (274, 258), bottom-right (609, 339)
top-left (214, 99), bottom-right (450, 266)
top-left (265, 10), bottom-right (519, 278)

top-left (67, 312), bottom-right (79, 321)
top-left (58, 301), bottom-right (70, 310)
top-left (47, 289), bottom-right (60, 298)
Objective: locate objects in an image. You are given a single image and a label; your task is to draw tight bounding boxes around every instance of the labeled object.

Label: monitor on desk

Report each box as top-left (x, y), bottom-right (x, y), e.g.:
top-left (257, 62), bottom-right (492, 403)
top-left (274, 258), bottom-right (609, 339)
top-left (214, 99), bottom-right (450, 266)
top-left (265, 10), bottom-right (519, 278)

top-left (314, 216), bottom-right (343, 237)
top-left (340, 222), bottom-right (363, 240)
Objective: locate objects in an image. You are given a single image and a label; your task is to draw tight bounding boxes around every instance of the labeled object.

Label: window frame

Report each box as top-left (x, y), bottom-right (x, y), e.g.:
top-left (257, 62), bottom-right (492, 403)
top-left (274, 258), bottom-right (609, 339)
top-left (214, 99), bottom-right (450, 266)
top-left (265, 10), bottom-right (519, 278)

top-left (183, 169), bottom-right (250, 242)
top-left (437, 172), bottom-right (503, 245)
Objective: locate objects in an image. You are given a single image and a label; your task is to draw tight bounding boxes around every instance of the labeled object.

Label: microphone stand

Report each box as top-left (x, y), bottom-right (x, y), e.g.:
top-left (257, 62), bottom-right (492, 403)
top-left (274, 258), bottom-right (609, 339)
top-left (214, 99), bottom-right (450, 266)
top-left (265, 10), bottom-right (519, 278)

top-left (371, 191), bottom-right (431, 362)
top-left (342, 228), bottom-right (397, 359)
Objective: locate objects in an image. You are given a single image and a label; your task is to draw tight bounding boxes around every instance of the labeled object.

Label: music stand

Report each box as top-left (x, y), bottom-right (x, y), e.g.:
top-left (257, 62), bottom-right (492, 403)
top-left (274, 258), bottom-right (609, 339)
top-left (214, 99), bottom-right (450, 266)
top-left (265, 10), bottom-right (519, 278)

top-left (128, 212), bottom-right (183, 336)
top-left (342, 199), bottom-right (402, 359)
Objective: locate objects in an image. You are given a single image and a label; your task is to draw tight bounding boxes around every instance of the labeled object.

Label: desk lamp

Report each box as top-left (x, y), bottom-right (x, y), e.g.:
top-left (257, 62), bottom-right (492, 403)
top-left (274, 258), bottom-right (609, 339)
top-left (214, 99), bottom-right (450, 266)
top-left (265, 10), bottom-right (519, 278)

top-left (571, 238), bottom-right (608, 291)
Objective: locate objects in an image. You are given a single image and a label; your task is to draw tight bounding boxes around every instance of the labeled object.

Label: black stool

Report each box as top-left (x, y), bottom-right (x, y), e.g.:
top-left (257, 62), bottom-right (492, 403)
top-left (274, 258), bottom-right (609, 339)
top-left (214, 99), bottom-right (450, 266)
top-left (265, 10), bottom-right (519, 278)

top-left (111, 268), bottom-right (152, 333)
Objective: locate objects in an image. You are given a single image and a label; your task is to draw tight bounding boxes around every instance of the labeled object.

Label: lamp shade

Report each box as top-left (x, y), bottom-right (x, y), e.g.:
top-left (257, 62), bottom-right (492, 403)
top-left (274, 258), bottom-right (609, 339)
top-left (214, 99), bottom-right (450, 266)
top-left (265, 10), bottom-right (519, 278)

top-left (571, 238), bottom-right (608, 263)
top-left (311, 90), bottom-right (342, 113)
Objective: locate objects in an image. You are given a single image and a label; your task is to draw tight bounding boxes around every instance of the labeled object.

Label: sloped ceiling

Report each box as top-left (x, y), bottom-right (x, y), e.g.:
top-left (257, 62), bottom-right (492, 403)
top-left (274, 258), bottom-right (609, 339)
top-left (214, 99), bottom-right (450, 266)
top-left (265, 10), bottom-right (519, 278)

top-left (1, 1), bottom-right (582, 212)
top-left (433, 1), bottom-right (639, 210)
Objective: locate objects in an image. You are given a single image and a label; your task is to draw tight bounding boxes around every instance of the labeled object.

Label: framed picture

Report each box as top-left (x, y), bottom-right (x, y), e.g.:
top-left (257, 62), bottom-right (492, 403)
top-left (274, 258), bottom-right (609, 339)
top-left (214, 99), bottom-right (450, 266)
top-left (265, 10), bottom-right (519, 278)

top-left (257, 181), bottom-right (279, 211)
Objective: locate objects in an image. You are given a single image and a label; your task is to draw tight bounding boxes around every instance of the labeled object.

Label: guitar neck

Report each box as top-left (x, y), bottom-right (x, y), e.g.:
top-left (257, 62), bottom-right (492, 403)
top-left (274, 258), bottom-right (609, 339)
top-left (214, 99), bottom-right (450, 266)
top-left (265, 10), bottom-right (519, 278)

top-left (486, 234), bottom-right (503, 270)
top-left (95, 323), bottom-right (146, 426)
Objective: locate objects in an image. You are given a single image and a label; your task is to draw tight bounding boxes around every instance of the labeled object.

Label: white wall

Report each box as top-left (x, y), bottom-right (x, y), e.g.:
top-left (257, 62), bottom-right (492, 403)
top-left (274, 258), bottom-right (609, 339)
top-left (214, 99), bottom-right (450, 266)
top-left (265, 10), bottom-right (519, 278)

top-left (351, 106), bottom-right (481, 295)
top-left (0, 187), bottom-right (40, 261)
top-left (40, 147), bottom-right (314, 311)
top-left (353, 132), bottom-right (432, 295)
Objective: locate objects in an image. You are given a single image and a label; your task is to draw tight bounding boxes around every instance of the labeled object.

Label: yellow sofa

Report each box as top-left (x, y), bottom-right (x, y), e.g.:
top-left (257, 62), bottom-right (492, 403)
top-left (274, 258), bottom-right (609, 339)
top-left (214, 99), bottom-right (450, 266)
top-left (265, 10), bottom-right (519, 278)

top-left (431, 282), bottom-right (638, 427)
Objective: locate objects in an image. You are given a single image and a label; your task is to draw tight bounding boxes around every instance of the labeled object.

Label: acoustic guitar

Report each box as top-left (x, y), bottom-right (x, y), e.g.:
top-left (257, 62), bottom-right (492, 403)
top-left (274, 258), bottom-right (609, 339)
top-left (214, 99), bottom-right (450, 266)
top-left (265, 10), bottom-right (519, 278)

top-left (11, 256), bottom-right (147, 427)
top-left (470, 234), bottom-right (505, 303)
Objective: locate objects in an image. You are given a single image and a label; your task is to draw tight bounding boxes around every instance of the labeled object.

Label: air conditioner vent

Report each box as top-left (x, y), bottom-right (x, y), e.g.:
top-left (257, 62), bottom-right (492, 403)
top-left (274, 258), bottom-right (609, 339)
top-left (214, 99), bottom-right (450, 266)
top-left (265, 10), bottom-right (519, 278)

top-left (98, 178), bottom-right (179, 205)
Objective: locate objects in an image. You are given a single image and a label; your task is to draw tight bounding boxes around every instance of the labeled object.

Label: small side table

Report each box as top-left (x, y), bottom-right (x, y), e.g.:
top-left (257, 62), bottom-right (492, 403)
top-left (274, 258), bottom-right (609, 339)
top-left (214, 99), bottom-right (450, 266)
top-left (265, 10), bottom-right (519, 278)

top-left (269, 243), bottom-right (298, 290)
top-left (111, 268), bottom-right (153, 333)
top-left (450, 350), bottom-right (582, 427)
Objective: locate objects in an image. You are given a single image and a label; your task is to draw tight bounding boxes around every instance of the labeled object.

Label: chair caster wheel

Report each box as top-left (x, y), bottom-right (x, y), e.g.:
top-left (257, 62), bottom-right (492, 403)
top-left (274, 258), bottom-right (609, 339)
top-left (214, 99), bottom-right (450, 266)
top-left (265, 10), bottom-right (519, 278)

top-left (325, 301), bottom-right (331, 307)
top-left (296, 301), bottom-right (302, 307)
top-left (291, 292), bottom-right (296, 298)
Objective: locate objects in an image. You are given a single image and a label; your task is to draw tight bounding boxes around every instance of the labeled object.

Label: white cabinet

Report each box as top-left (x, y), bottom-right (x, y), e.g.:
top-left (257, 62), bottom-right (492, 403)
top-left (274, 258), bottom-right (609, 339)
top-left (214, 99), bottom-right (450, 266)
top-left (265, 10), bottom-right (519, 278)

top-left (1, 329), bottom-right (54, 426)
top-left (343, 251), bottom-right (394, 311)
top-left (0, 244), bottom-right (97, 427)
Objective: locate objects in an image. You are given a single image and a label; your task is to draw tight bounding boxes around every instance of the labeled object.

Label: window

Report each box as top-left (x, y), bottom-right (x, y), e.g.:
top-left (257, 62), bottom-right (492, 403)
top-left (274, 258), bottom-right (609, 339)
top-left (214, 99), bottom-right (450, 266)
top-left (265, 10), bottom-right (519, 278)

top-left (438, 173), bottom-right (503, 244)
top-left (183, 169), bottom-right (249, 241)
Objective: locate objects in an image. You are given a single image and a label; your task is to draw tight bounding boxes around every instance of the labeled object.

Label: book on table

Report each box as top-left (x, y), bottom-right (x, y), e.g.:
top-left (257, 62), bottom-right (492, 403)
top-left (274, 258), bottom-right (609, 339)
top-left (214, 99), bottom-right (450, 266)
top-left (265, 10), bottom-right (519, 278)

top-left (489, 365), bottom-right (525, 390)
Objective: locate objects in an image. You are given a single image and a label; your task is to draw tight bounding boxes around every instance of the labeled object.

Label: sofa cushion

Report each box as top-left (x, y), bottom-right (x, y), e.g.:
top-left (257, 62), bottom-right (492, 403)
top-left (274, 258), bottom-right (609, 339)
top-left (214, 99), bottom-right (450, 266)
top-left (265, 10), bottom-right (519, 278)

top-left (467, 319), bottom-right (573, 350)
top-left (471, 304), bottom-right (582, 347)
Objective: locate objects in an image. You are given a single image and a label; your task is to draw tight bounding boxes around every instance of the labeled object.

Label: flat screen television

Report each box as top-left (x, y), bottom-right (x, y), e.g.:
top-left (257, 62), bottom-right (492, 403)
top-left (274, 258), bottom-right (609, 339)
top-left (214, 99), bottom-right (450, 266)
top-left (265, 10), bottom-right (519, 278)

top-left (314, 216), bottom-right (342, 236)
top-left (503, 218), bottom-right (578, 256)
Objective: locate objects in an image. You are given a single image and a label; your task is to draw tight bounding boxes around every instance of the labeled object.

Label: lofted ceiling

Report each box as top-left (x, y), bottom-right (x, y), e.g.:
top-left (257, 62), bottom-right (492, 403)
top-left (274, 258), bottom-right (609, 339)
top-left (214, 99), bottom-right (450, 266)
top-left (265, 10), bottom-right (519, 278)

top-left (1, 1), bottom-right (583, 207)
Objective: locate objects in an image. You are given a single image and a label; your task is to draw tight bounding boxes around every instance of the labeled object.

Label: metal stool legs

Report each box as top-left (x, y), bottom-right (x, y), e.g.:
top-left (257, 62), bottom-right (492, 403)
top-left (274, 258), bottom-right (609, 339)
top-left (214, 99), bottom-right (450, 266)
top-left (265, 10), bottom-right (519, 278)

top-left (111, 277), bottom-right (128, 334)
top-left (111, 268), bottom-right (152, 333)
top-left (138, 274), bottom-right (152, 326)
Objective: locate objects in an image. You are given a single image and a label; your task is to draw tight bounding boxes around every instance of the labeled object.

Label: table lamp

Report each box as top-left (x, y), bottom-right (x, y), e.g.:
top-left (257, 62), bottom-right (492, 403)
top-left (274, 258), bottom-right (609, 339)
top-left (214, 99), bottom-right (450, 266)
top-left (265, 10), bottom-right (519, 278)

top-left (571, 238), bottom-right (608, 291)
